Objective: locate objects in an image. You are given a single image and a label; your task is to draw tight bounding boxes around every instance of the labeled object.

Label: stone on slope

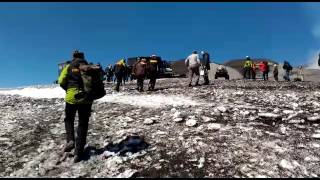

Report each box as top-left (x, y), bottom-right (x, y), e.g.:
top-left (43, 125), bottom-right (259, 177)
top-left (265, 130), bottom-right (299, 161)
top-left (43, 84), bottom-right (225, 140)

top-left (186, 119), bottom-right (197, 127)
top-left (258, 113), bottom-right (281, 118)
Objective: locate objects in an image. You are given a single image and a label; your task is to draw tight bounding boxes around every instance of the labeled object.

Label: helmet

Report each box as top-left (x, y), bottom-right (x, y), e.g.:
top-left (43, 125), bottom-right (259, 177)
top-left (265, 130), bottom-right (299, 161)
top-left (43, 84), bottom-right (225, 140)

top-left (193, 50), bottom-right (197, 54)
top-left (151, 54), bottom-right (156, 57)
top-left (274, 64), bottom-right (277, 67)
top-left (201, 51), bottom-right (204, 54)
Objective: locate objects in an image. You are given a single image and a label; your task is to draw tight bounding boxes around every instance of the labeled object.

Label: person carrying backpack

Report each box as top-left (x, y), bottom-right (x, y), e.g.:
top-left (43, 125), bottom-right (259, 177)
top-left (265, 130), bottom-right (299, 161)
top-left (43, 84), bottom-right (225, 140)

top-left (147, 55), bottom-right (160, 91)
top-left (200, 51), bottom-right (211, 85)
top-left (133, 58), bottom-right (148, 92)
top-left (105, 64), bottom-right (114, 82)
top-left (283, 60), bottom-right (292, 81)
top-left (243, 56), bottom-right (253, 79)
top-left (58, 50), bottom-right (105, 163)
top-left (113, 59), bottom-right (127, 92)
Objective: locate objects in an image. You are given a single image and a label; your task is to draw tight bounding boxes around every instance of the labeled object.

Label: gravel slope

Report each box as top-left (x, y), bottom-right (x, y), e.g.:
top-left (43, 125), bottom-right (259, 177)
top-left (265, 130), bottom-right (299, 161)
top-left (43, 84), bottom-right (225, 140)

top-left (1, 78), bottom-right (320, 177)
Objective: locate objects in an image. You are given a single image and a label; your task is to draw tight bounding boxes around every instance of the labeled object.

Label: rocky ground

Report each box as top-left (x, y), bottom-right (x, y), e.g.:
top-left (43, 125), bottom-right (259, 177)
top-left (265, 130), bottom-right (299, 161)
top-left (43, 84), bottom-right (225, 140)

top-left (2, 78), bottom-right (320, 177)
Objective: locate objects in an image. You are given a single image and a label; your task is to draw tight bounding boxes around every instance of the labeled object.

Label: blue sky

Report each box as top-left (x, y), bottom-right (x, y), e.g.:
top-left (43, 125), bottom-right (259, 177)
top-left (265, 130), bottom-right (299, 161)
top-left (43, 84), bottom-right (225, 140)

top-left (0, 2), bottom-right (319, 88)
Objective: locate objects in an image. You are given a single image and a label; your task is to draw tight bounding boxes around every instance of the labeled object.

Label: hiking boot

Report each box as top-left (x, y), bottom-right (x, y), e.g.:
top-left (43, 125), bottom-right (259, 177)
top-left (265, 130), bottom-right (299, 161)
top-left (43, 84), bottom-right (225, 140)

top-left (63, 141), bottom-right (75, 152)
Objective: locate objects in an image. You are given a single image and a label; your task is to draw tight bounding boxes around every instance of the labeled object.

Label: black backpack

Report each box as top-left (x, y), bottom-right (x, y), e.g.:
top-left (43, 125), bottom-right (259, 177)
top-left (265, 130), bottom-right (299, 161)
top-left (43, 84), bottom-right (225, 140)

top-left (79, 64), bottom-right (106, 100)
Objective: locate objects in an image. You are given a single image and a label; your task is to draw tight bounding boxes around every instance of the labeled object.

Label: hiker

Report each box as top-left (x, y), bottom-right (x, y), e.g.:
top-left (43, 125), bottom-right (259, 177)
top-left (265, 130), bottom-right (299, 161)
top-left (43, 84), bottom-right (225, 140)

top-left (259, 61), bottom-right (269, 81)
top-left (185, 50), bottom-right (201, 87)
top-left (297, 65), bottom-right (304, 81)
top-left (263, 61), bottom-right (269, 81)
top-left (200, 51), bottom-right (211, 85)
top-left (133, 57), bottom-right (148, 92)
top-left (251, 61), bottom-right (257, 80)
top-left (243, 56), bottom-right (253, 79)
top-left (105, 64), bottom-right (114, 82)
top-left (113, 59), bottom-right (127, 92)
top-left (273, 64), bottom-right (279, 81)
top-left (283, 60), bottom-right (292, 81)
top-left (97, 63), bottom-right (105, 81)
top-left (58, 50), bottom-right (94, 163)
top-left (147, 54), bottom-right (160, 91)
top-left (122, 59), bottom-right (127, 85)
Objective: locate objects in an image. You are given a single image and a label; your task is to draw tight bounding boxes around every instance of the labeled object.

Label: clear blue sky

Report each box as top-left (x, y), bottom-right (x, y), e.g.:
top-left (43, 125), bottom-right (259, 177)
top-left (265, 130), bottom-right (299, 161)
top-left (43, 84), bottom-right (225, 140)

top-left (0, 2), bottom-right (319, 88)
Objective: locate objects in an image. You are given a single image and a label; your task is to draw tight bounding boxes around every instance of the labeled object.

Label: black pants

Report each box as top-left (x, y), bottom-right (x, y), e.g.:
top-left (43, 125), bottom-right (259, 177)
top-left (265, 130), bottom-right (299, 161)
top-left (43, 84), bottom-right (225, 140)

top-left (263, 72), bottom-right (268, 81)
top-left (274, 73), bottom-right (278, 81)
top-left (64, 103), bottom-right (92, 156)
top-left (202, 67), bottom-right (209, 85)
top-left (115, 75), bottom-right (123, 91)
top-left (148, 72), bottom-right (157, 90)
top-left (243, 67), bottom-right (251, 79)
top-left (137, 77), bottom-right (144, 91)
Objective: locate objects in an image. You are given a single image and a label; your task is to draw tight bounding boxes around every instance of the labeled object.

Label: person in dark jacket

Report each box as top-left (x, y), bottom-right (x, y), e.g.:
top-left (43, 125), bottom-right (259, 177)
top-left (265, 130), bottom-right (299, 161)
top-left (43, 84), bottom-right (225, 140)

top-left (283, 60), bottom-right (292, 81)
top-left (147, 55), bottom-right (159, 91)
top-left (273, 64), bottom-right (279, 81)
top-left (58, 50), bottom-right (93, 163)
top-left (113, 59), bottom-right (126, 92)
top-left (105, 64), bottom-right (114, 82)
top-left (200, 51), bottom-right (211, 85)
top-left (133, 58), bottom-right (148, 92)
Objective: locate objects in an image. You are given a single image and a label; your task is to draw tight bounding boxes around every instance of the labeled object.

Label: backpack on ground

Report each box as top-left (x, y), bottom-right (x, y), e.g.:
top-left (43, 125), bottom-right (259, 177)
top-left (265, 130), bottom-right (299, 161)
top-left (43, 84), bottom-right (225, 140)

top-left (79, 64), bottom-right (106, 100)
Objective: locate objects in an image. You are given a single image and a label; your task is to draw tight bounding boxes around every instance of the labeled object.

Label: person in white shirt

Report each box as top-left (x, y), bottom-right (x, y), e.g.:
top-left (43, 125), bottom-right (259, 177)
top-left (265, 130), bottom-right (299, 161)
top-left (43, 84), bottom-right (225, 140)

top-left (185, 51), bottom-right (201, 87)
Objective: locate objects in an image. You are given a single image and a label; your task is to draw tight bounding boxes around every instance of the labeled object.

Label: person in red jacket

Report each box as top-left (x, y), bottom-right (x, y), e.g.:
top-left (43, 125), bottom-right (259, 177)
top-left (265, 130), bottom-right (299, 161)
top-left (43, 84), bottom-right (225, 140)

top-left (259, 61), bottom-right (269, 81)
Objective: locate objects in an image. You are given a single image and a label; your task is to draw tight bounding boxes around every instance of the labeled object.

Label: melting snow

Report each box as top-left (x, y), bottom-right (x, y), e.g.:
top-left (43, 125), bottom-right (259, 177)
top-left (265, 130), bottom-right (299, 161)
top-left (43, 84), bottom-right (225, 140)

top-left (0, 86), bottom-right (201, 108)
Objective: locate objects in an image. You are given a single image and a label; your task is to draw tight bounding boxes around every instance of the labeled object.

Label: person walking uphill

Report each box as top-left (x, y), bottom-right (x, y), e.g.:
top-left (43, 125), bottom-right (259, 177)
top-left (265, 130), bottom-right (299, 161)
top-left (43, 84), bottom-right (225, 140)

top-left (133, 58), bottom-right (148, 92)
top-left (58, 50), bottom-right (94, 163)
top-left (147, 55), bottom-right (160, 91)
top-left (200, 51), bottom-right (211, 85)
top-left (113, 59), bottom-right (127, 92)
top-left (185, 51), bottom-right (201, 87)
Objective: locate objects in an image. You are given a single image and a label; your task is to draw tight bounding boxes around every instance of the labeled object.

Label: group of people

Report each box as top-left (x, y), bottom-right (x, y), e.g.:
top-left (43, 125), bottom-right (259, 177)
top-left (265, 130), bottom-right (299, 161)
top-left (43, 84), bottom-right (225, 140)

top-left (101, 55), bottom-right (160, 92)
top-left (185, 50), bottom-right (211, 86)
top-left (58, 49), bottom-right (313, 163)
top-left (243, 56), bottom-right (271, 81)
top-left (108, 55), bottom-right (160, 92)
top-left (243, 56), bottom-right (304, 82)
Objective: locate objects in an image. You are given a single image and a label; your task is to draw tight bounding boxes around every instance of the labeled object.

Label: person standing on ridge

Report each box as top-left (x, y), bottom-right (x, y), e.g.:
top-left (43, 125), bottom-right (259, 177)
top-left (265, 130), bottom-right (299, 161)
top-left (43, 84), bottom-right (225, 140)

top-left (297, 65), bottom-right (304, 81)
top-left (283, 60), bottom-right (292, 81)
top-left (58, 50), bottom-right (94, 163)
top-left (200, 51), bottom-right (211, 85)
top-left (185, 50), bottom-right (201, 87)
top-left (243, 56), bottom-right (253, 79)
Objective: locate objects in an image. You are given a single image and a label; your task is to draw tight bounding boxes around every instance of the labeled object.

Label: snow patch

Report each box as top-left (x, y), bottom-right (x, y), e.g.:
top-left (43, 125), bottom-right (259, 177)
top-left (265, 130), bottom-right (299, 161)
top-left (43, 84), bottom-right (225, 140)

top-left (0, 86), bottom-right (201, 108)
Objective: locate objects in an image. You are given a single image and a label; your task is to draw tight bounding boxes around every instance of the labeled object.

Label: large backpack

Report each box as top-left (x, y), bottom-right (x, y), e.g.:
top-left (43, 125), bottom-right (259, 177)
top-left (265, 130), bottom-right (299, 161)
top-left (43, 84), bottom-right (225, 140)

top-left (79, 64), bottom-right (106, 100)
